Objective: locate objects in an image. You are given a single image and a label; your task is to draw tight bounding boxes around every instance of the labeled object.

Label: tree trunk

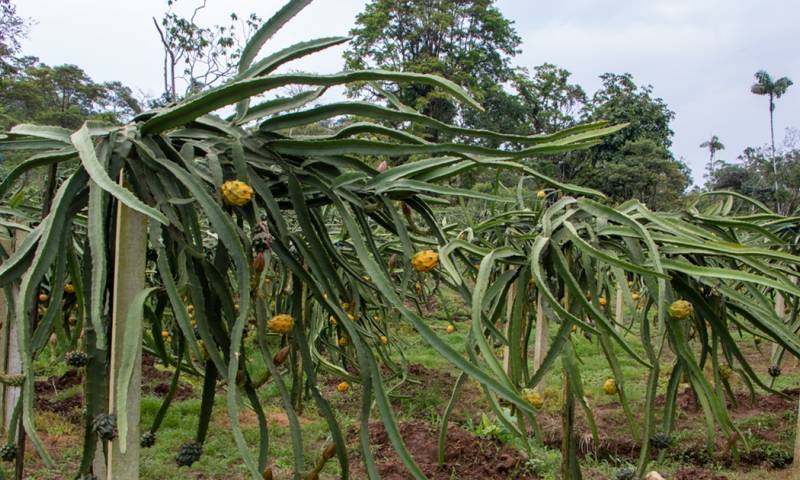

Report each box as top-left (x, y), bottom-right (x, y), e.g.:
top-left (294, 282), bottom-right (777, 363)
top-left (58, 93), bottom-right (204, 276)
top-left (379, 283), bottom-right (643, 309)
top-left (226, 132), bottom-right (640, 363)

top-left (769, 95), bottom-right (780, 213)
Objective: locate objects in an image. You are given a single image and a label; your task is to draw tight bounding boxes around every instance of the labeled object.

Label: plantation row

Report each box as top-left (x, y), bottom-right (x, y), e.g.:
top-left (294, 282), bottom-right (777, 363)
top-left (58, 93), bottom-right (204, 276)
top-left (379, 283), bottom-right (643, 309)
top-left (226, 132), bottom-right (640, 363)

top-left (0, 1), bottom-right (799, 479)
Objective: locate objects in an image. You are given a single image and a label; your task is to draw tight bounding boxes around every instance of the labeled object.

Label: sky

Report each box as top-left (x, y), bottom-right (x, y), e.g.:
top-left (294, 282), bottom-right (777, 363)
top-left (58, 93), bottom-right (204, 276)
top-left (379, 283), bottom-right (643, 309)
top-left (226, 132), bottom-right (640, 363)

top-left (15, 0), bottom-right (800, 185)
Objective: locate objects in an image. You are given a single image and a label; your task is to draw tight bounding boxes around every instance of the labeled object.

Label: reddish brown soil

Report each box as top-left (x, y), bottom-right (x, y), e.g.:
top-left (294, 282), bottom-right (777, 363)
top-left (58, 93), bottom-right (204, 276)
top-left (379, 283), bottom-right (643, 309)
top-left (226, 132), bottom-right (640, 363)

top-left (141, 355), bottom-right (194, 400)
top-left (537, 388), bottom-right (798, 471)
top-left (32, 354), bottom-right (193, 421)
top-left (34, 369), bottom-right (82, 394)
top-left (674, 467), bottom-right (728, 479)
top-left (350, 420), bottom-right (536, 480)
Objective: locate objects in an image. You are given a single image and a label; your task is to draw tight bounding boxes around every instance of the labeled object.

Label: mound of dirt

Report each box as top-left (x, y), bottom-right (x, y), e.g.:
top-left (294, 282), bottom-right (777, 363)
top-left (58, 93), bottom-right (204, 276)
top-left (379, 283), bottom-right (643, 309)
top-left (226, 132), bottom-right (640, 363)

top-left (140, 354), bottom-right (193, 400)
top-left (674, 467), bottom-right (728, 480)
top-left (350, 420), bottom-right (536, 480)
top-left (34, 369), bottom-right (82, 395)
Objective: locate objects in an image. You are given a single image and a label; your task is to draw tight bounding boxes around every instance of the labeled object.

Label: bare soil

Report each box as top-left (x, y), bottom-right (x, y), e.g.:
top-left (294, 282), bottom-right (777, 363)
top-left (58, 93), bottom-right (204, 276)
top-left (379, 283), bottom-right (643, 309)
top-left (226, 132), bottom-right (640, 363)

top-left (350, 420), bottom-right (536, 480)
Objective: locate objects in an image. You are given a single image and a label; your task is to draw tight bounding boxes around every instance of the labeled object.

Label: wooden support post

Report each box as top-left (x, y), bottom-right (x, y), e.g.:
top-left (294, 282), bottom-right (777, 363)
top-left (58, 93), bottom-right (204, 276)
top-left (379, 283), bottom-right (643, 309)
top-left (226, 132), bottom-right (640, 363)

top-left (772, 293), bottom-right (785, 359)
top-left (106, 179), bottom-right (147, 479)
top-left (532, 292), bottom-right (547, 393)
top-left (794, 396), bottom-right (800, 478)
top-left (615, 287), bottom-right (624, 334)
top-left (0, 230), bottom-right (25, 433)
top-left (502, 283), bottom-right (515, 375)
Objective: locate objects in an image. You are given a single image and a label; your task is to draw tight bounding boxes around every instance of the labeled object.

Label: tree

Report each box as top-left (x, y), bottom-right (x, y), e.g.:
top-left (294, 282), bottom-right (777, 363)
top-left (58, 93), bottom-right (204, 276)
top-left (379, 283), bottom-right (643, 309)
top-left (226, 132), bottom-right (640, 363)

top-left (0, 61), bottom-right (141, 129)
top-left (577, 139), bottom-right (690, 209)
top-left (552, 72), bottom-right (676, 183)
top-left (751, 69), bottom-right (793, 210)
top-left (0, 0), bottom-right (28, 74)
top-left (344, 0), bottom-right (521, 136)
top-left (585, 73), bottom-right (674, 159)
top-left (152, 0), bottom-right (261, 103)
top-left (700, 134), bottom-right (725, 181)
top-left (511, 63), bottom-right (587, 133)
top-left (710, 133), bottom-right (800, 214)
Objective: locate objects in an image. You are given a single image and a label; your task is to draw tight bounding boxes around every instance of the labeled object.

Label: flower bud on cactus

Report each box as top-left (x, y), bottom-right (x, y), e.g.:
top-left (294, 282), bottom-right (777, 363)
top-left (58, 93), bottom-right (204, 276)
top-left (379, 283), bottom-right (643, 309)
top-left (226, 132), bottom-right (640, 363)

top-left (141, 431), bottom-right (156, 448)
top-left (92, 414), bottom-right (118, 441)
top-left (0, 444), bottom-right (16, 462)
top-left (175, 441), bottom-right (203, 467)
top-left (65, 351), bottom-right (89, 368)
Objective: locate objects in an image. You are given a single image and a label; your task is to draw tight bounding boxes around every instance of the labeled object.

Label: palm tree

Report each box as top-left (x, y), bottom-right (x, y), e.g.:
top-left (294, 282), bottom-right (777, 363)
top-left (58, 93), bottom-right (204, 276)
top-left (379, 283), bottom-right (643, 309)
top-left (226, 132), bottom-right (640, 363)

top-left (700, 134), bottom-right (725, 182)
top-left (751, 70), bottom-right (793, 210)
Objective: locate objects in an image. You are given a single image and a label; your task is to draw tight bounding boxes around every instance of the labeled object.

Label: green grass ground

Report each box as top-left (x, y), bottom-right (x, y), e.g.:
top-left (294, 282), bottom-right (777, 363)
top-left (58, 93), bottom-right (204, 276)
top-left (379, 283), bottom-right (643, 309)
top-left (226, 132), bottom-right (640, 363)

top-left (16, 297), bottom-right (800, 479)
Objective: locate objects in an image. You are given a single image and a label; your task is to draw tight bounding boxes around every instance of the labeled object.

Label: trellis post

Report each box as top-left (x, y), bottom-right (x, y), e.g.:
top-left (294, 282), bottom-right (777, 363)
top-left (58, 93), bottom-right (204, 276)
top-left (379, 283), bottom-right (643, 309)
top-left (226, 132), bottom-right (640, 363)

top-left (532, 292), bottom-right (547, 392)
top-left (105, 176), bottom-right (147, 479)
top-left (615, 287), bottom-right (624, 333)
top-left (0, 229), bottom-right (25, 433)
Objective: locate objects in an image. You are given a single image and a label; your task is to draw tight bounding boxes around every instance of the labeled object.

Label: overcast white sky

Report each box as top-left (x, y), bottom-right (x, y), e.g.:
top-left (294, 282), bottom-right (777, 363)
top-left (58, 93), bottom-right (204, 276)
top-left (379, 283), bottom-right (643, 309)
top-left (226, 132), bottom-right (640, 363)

top-left (15, 0), bottom-right (800, 185)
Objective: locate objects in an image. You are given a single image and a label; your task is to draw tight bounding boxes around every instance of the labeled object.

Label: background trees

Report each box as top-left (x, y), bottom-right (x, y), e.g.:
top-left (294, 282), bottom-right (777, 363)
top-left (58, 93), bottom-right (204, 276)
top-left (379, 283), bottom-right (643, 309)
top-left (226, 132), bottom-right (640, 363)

top-left (152, 0), bottom-right (262, 104)
top-left (700, 135), bottom-right (725, 180)
top-left (750, 70), bottom-right (793, 211)
top-left (343, 0), bottom-right (521, 139)
top-left (344, 1), bottom-right (690, 207)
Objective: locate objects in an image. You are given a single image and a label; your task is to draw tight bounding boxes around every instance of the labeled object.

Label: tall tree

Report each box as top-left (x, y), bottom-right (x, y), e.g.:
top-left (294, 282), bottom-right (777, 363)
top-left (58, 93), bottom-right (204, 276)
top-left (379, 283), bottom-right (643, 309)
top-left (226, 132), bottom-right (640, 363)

top-left (584, 73), bottom-right (675, 161)
top-left (0, 0), bottom-right (28, 74)
top-left (577, 139), bottom-right (690, 209)
top-left (751, 69), bottom-right (793, 210)
top-left (344, 0), bottom-right (521, 136)
top-left (510, 63), bottom-right (587, 133)
top-left (700, 134), bottom-right (725, 181)
top-left (0, 62), bottom-right (140, 129)
top-left (152, 0), bottom-right (261, 103)
top-left (555, 73), bottom-right (676, 183)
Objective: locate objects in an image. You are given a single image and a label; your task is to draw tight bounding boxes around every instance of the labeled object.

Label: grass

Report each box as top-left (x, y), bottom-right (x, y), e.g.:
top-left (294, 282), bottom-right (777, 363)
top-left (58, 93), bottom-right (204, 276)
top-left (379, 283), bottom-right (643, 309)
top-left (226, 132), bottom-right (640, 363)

top-left (13, 289), bottom-right (800, 479)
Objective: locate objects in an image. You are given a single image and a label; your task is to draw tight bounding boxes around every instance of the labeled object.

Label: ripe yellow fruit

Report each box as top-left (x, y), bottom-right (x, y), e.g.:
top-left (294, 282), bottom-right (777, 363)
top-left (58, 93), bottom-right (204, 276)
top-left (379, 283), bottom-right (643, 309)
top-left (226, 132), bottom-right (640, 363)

top-left (161, 329), bottom-right (170, 339)
top-left (187, 304), bottom-right (194, 314)
top-left (446, 324), bottom-right (455, 334)
top-left (599, 297), bottom-right (607, 306)
top-left (411, 250), bottom-right (439, 273)
top-left (627, 281), bottom-right (634, 288)
top-left (221, 180), bottom-right (254, 207)
top-left (668, 300), bottom-right (693, 321)
top-left (631, 292), bottom-right (640, 301)
top-left (63, 283), bottom-right (76, 294)
top-left (571, 325), bottom-right (577, 334)
top-left (522, 388), bottom-right (544, 408)
top-left (38, 293), bottom-right (49, 303)
top-left (380, 335), bottom-right (389, 345)
top-left (338, 336), bottom-right (348, 347)
top-left (337, 381), bottom-right (350, 393)
top-left (536, 190), bottom-right (546, 200)
top-left (267, 314), bottom-right (294, 334)
top-left (329, 315), bottom-right (337, 326)
top-left (603, 378), bottom-right (618, 395)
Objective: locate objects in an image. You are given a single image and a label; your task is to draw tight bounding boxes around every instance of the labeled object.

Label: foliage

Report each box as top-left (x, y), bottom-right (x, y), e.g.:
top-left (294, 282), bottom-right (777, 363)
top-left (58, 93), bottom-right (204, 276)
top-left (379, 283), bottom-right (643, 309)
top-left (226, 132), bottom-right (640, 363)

top-left (0, 61), bottom-right (141, 131)
top-left (0, 0), bottom-right (28, 74)
top-left (750, 69), bottom-right (793, 212)
top-left (575, 139), bottom-right (690, 209)
top-left (700, 134), bottom-right (725, 180)
top-left (344, 0), bottom-right (521, 135)
top-left (584, 72), bottom-right (675, 162)
top-left (0, 2), bottom-right (618, 478)
top-left (152, 0), bottom-right (263, 103)
top-left (710, 134), bottom-right (800, 214)
top-left (2, 3), bottom-right (798, 480)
